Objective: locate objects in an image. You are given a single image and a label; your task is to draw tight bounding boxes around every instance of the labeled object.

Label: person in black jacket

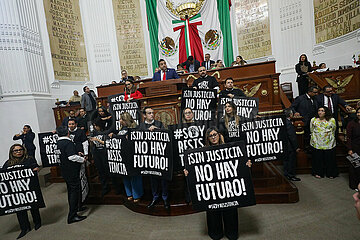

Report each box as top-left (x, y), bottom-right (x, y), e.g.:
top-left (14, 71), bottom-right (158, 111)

top-left (295, 54), bottom-right (312, 96)
top-left (90, 118), bottom-right (111, 196)
top-left (139, 107), bottom-right (169, 209)
top-left (315, 85), bottom-right (352, 122)
top-left (201, 53), bottom-right (215, 70)
top-left (219, 78), bottom-right (246, 98)
top-left (218, 101), bottom-right (242, 143)
top-left (291, 86), bottom-right (319, 147)
top-left (181, 55), bottom-right (201, 73)
top-left (56, 126), bottom-right (87, 224)
top-left (91, 106), bottom-right (114, 134)
top-left (192, 66), bottom-right (219, 90)
top-left (76, 108), bottom-right (89, 132)
top-left (284, 109), bottom-right (301, 181)
top-left (62, 109), bottom-right (76, 127)
top-left (2, 144), bottom-right (41, 239)
top-left (13, 125), bottom-right (36, 159)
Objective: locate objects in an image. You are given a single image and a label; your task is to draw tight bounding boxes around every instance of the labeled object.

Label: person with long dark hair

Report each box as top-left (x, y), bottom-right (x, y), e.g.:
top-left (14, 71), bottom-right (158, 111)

top-left (13, 125), bottom-right (36, 159)
top-left (2, 144), bottom-right (41, 239)
top-left (185, 127), bottom-right (251, 240)
top-left (310, 106), bottom-right (338, 178)
top-left (182, 107), bottom-right (195, 124)
top-left (295, 54), bottom-right (312, 96)
top-left (347, 107), bottom-right (360, 188)
top-left (91, 106), bottom-right (114, 134)
top-left (124, 79), bottom-right (143, 102)
top-left (110, 112), bottom-right (143, 202)
top-left (218, 101), bottom-right (242, 143)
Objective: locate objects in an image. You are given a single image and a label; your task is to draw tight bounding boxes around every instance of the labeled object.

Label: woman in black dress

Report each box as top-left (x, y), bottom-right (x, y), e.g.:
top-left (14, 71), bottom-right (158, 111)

top-left (2, 144), bottom-right (41, 239)
top-left (13, 125), bottom-right (36, 159)
top-left (295, 54), bottom-right (312, 96)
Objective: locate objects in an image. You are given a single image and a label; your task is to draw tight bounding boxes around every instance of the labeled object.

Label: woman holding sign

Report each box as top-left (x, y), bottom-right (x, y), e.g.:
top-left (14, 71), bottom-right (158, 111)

top-left (124, 79), bottom-right (143, 102)
top-left (310, 106), bottom-right (338, 179)
top-left (218, 102), bottom-right (242, 143)
top-left (2, 144), bottom-right (41, 239)
top-left (110, 112), bottom-right (143, 203)
top-left (185, 127), bottom-right (252, 240)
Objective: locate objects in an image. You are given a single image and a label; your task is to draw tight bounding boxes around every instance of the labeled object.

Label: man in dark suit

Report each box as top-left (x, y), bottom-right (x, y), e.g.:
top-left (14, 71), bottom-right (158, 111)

top-left (139, 107), bottom-right (169, 210)
top-left (181, 55), bottom-right (201, 72)
top-left (201, 53), bottom-right (215, 70)
top-left (62, 109), bottom-right (76, 127)
top-left (315, 85), bottom-right (352, 121)
top-left (56, 126), bottom-right (87, 224)
top-left (284, 108), bottom-right (301, 181)
top-left (120, 70), bottom-right (134, 83)
top-left (152, 59), bottom-right (180, 81)
top-left (219, 77), bottom-right (246, 98)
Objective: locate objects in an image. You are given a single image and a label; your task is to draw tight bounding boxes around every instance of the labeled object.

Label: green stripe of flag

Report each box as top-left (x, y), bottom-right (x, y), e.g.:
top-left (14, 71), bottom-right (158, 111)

top-left (217, 0), bottom-right (234, 67)
top-left (145, 0), bottom-right (159, 72)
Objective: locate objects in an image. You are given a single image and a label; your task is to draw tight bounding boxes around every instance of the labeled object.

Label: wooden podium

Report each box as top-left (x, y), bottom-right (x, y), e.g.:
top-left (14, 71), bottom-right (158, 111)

top-left (52, 61), bottom-right (299, 216)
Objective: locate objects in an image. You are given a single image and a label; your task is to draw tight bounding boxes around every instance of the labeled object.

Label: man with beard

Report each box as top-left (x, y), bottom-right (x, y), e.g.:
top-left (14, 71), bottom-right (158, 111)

top-left (192, 66), bottom-right (219, 90)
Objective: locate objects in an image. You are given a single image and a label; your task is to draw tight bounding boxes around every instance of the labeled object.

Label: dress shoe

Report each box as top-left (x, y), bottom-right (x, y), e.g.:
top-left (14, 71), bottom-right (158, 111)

top-left (34, 222), bottom-right (42, 230)
top-left (67, 215), bottom-right (87, 224)
top-left (147, 199), bottom-right (158, 209)
top-left (78, 206), bottom-right (88, 212)
top-left (287, 176), bottom-right (301, 181)
top-left (164, 199), bottom-right (170, 210)
top-left (17, 228), bottom-right (31, 239)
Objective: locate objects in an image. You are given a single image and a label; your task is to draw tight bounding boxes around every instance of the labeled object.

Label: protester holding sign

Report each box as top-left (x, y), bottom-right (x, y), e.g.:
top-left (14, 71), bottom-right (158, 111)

top-left (139, 107), bottom-right (169, 209)
top-left (57, 126), bottom-right (87, 224)
top-left (124, 79), bottom-right (143, 102)
top-left (110, 112), bottom-right (143, 203)
top-left (219, 78), bottom-right (246, 98)
top-left (90, 106), bottom-right (114, 134)
top-left (182, 107), bottom-right (195, 123)
top-left (310, 107), bottom-right (338, 179)
top-left (2, 144), bottom-right (42, 239)
top-left (184, 127), bottom-right (252, 240)
top-left (192, 66), bottom-right (219, 90)
top-left (347, 107), bottom-right (360, 188)
top-left (90, 119), bottom-right (111, 196)
top-left (13, 125), bottom-right (36, 159)
top-left (218, 101), bottom-right (242, 143)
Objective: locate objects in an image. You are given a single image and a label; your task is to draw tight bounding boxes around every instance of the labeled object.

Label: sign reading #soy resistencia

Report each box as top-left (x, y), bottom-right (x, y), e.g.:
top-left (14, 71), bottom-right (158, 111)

top-left (38, 132), bottom-right (60, 167)
top-left (184, 142), bottom-right (256, 211)
top-left (127, 129), bottom-right (173, 180)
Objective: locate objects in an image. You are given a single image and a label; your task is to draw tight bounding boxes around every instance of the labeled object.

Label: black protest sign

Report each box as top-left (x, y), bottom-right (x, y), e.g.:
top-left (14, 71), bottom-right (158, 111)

top-left (347, 153), bottom-right (360, 168)
top-left (0, 167), bottom-right (46, 216)
top-left (184, 142), bottom-right (256, 211)
top-left (108, 93), bottom-right (125, 103)
top-left (128, 129), bottom-right (173, 180)
top-left (105, 136), bottom-right (129, 176)
top-left (240, 115), bottom-right (287, 162)
top-left (38, 132), bottom-right (60, 167)
top-left (181, 88), bottom-right (217, 122)
top-left (218, 97), bottom-right (259, 120)
top-left (108, 94), bottom-right (141, 130)
top-left (169, 123), bottom-right (206, 169)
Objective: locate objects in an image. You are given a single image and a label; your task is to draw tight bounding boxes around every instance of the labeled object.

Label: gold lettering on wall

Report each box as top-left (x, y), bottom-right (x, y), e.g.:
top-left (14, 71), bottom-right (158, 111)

top-left (314, 0), bottom-right (360, 43)
top-left (43, 0), bottom-right (89, 81)
top-left (234, 0), bottom-right (272, 60)
top-left (112, 0), bottom-right (148, 76)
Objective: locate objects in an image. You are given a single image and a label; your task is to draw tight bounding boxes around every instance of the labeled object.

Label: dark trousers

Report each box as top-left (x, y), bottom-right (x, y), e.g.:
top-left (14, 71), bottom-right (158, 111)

top-left (207, 208), bottom-right (238, 240)
top-left (150, 177), bottom-right (168, 201)
top-left (92, 150), bottom-right (109, 192)
top-left (297, 78), bottom-right (309, 96)
top-left (312, 148), bottom-right (338, 178)
top-left (284, 151), bottom-right (297, 177)
top-left (64, 177), bottom-right (81, 221)
top-left (16, 209), bottom-right (41, 231)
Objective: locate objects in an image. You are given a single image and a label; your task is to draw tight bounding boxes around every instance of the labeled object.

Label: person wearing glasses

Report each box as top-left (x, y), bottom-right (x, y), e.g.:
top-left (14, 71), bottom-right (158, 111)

top-left (13, 125), bottom-right (36, 159)
top-left (182, 107), bottom-right (195, 123)
top-left (2, 144), bottom-right (41, 239)
top-left (124, 79), bottom-right (143, 102)
top-left (184, 127), bottom-right (252, 240)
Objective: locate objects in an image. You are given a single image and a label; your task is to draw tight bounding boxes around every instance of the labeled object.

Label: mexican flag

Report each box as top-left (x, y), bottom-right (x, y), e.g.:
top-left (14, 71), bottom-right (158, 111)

top-left (146, 0), bottom-right (235, 71)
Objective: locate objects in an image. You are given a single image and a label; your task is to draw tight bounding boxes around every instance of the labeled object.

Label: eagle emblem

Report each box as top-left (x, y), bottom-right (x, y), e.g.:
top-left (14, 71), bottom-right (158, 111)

top-left (242, 83), bottom-right (262, 97)
top-left (325, 74), bottom-right (353, 94)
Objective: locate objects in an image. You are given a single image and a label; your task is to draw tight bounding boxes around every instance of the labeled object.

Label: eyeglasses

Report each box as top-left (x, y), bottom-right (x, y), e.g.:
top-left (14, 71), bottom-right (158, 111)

top-left (184, 112), bottom-right (192, 115)
top-left (209, 133), bottom-right (218, 138)
top-left (125, 83), bottom-right (131, 86)
top-left (13, 149), bottom-right (24, 152)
